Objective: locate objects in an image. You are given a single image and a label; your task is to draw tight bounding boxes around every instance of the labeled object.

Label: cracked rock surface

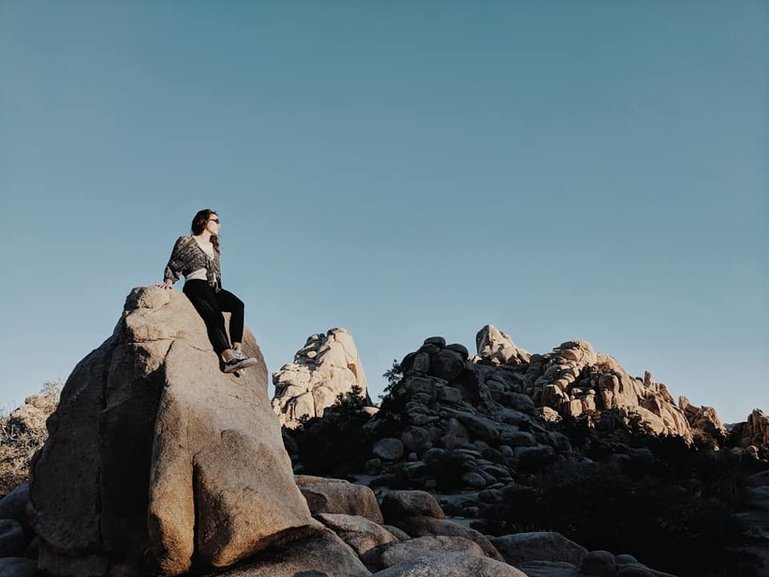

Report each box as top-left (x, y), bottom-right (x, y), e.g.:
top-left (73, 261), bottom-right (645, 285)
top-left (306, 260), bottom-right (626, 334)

top-left (29, 287), bottom-right (315, 577)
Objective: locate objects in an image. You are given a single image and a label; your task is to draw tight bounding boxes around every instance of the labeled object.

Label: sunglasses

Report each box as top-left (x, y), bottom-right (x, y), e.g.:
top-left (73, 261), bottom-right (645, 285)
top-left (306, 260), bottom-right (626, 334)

top-left (208, 217), bottom-right (220, 224)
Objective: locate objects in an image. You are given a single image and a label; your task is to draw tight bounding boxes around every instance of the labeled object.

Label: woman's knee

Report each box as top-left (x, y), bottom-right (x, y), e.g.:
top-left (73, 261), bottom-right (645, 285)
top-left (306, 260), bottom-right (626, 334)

top-left (221, 291), bottom-right (244, 313)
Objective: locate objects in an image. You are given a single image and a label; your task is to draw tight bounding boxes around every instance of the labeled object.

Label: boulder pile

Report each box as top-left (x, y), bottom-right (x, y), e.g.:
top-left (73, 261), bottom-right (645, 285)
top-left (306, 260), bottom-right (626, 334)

top-left (528, 340), bottom-right (691, 440)
top-left (363, 333), bottom-right (571, 494)
top-left (733, 409), bottom-right (769, 457)
top-left (272, 328), bottom-right (372, 428)
top-left (359, 326), bottom-right (731, 495)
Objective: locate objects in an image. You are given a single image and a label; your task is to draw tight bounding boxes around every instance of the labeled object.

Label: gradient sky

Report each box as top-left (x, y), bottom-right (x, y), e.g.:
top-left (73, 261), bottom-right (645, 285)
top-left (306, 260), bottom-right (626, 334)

top-left (1, 1), bottom-right (767, 423)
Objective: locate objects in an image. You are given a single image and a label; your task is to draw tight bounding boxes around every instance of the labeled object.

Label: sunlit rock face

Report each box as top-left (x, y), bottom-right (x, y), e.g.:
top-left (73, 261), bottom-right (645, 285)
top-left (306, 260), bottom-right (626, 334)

top-left (29, 287), bottom-right (314, 577)
top-left (272, 328), bottom-right (371, 428)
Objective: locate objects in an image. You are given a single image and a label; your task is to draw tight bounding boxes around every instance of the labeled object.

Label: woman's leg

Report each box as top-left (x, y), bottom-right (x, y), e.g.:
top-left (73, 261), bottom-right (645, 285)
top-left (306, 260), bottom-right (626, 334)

top-left (215, 289), bottom-right (245, 347)
top-left (182, 280), bottom-right (232, 355)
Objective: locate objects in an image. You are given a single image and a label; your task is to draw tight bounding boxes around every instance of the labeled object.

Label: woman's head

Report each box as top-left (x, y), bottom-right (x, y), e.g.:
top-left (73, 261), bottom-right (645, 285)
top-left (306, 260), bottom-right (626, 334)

top-left (191, 209), bottom-right (221, 253)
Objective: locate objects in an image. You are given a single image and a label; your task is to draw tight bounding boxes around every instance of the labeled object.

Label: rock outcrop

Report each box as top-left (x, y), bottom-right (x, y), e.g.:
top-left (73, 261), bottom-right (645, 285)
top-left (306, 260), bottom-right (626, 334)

top-left (530, 341), bottom-right (692, 440)
top-left (734, 409), bottom-right (769, 453)
top-left (678, 396), bottom-right (728, 447)
top-left (272, 328), bottom-right (371, 428)
top-left (28, 287), bottom-right (317, 577)
top-left (345, 328), bottom-right (741, 497)
top-left (0, 383), bottom-right (60, 496)
top-left (475, 324), bottom-right (531, 366)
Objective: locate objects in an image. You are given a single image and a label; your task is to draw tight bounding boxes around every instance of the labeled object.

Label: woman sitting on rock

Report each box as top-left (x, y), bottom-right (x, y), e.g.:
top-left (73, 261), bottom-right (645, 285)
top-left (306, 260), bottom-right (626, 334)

top-left (159, 209), bottom-right (258, 374)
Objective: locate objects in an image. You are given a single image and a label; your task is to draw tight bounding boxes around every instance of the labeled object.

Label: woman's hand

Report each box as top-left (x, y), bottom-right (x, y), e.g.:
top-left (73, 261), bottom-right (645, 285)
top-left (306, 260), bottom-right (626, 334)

top-left (157, 280), bottom-right (174, 290)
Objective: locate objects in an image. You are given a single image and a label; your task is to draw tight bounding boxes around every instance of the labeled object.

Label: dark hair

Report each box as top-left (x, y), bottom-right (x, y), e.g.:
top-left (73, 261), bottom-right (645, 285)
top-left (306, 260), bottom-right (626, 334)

top-left (190, 209), bottom-right (221, 254)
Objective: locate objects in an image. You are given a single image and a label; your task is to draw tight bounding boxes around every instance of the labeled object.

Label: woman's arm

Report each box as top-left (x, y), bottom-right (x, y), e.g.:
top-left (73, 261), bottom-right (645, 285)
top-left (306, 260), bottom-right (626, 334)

top-left (161, 236), bottom-right (187, 288)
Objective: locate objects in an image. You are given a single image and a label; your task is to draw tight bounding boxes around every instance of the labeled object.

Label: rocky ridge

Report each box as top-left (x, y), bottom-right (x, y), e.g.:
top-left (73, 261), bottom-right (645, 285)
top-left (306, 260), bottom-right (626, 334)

top-left (2, 289), bottom-right (685, 577)
top-left (358, 326), bottom-right (733, 493)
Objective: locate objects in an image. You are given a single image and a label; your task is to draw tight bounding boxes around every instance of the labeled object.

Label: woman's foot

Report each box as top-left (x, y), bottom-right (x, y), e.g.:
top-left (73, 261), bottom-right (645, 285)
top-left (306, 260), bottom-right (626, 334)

top-left (223, 354), bottom-right (258, 373)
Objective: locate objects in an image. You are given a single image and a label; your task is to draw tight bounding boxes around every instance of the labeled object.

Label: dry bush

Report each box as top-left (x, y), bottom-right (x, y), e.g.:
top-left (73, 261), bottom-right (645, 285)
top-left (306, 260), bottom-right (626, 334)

top-left (0, 381), bottom-right (61, 497)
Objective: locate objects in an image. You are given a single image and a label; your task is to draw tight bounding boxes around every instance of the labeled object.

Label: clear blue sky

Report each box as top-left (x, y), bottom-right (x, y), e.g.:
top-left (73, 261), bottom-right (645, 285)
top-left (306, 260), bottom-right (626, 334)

top-left (1, 1), bottom-right (767, 423)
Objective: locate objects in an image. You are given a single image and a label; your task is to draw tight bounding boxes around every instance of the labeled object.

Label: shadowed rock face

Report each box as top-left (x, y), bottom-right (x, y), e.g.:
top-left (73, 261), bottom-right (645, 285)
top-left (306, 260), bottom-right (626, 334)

top-left (28, 287), bottom-right (314, 577)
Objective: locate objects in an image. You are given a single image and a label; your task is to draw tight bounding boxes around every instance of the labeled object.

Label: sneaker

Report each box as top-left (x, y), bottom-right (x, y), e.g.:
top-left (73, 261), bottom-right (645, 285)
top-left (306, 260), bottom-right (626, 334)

top-left (223, 355), bottom-right (258, 373)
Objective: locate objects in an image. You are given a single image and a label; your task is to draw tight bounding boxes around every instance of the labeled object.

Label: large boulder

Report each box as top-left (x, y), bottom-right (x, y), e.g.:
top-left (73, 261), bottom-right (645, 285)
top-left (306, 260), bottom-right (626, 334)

top-left (475, 324), bottom-right (531, 366)
top-left (491, 532), bottom-right (587, 566)
top-left (0, 519), bottom-right (26, 557)
top-left (370, 551), bottom-right (527, 577)
top-left (272, 328), bottom-right (371, 427)
top-left (379, 536), bottom-right (485, 568)
top-left (315, 513), bottom-right (399, 559)
top-left (299, 479), bottom-right (384, 523)
top-left (29, 287), bottom-right (316, 577)
top-left (380, 491), bottom-right (445, 522)
top-left (212, 528), bottom-right (371, 577)
top-left (0, 484), bottom-right (29, 530)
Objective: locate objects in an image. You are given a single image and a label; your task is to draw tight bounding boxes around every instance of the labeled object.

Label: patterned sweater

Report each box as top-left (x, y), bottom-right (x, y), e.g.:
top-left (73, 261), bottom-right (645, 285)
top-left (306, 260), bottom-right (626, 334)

top-left (163, 235), bottom-right (222, 291)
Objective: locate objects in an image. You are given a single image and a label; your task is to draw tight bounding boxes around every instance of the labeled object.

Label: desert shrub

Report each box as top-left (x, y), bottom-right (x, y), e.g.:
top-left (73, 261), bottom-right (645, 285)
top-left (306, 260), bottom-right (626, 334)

top-left (0, 381), bottom-right (61, 496)
top-left (287, 384), bottom-right (373, 477)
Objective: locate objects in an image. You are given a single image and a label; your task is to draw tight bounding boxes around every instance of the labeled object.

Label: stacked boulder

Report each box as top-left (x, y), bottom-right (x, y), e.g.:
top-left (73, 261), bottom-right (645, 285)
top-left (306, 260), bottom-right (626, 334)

top-left (678, 396), bottom-right (728, 448)
top-left (474, 325), bottom-right (531, 366)
top-left (359, 326), bottom-right (742, 498)
top-left (733, 409), bottom-right (769, 457)
top-left (364, 335), bottom-right (571, 496)
top-left (272, 328), bottom-right (372, 428)
top-left (529, 341), bottom-right (692, 440)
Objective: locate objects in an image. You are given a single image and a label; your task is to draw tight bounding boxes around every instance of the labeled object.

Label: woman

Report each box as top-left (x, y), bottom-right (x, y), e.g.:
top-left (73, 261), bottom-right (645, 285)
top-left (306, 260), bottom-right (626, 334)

top-left (160, 209), bottom-right (258, 373)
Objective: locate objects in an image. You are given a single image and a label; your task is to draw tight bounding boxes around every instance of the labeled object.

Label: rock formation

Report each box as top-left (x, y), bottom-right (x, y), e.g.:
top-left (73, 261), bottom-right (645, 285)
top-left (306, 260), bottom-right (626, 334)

top-left (475, 324), bottom-right (531, 366)
top-left (678, 396), bottom-right (728, 447)
top-left (734, 409), bottom-right (769, 453)
top-left (272, 328), bottom-right (371, 428)
top-left (0, 383), bottom-right (59, 496)
top-left (362, 335), bottom-right (567, 494)
top-left (28, 287), bottom-right (317, 577)
top-left (530, 341), bottom-right (692, 440)
top-left (344, 327), bottom-right (747, 497)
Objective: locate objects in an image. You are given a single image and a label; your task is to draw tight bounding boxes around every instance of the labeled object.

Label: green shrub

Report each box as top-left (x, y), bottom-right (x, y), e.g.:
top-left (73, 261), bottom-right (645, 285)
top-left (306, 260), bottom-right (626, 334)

top-left (287, 384), bottom-right (373, 477)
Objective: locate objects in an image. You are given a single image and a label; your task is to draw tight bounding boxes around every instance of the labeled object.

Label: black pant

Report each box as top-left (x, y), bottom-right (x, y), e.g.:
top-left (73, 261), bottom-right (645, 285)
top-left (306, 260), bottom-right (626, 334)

top-left (182, 280), bottom-right (244, 354)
